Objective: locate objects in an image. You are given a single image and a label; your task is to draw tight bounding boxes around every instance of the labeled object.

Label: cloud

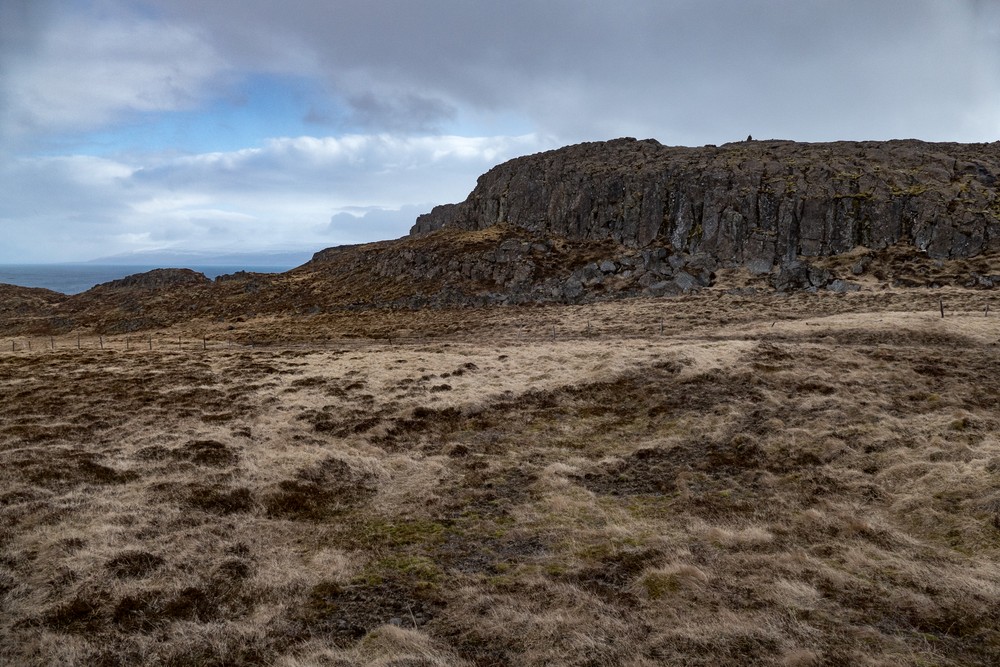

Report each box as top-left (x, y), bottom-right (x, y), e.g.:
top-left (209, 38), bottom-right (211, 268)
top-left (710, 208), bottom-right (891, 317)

top-left (323, 205), bottom-right (430, 245)
top-left (130, 133), bottom-right (549, 202)
top-left (7, 1), bottom-right (1000, 148)
top-left (4, 1), bottom-right (1000, 263)
top-left (0, 4), bottom-right (226, 147)
top-left (345, 92), bottom-right (457, 133)
top-left (140, 0), bottom-right (1000, 144)
top-left (0, 132), bottom-right (553, 262)
top-left (8, 1), bottom-right (1000, 148)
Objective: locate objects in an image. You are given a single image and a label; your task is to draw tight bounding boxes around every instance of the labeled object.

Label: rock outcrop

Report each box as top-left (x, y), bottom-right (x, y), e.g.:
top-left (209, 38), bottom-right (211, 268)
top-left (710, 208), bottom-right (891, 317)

top-left (6, 138), bottom-right (1000, 337)
top-left (412, 138), bottom-right (1000, 273)
top-left (95, 268), bottom-right (211, 291)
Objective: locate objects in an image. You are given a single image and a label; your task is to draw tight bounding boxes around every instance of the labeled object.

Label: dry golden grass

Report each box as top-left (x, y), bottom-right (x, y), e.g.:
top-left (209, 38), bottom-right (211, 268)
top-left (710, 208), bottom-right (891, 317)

top-left (2, 287), bottom-right (1000, 665)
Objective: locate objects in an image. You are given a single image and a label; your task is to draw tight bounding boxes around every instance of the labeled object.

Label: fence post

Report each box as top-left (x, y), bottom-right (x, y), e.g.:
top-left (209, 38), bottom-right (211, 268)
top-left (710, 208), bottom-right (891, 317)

top-left (203, 335), bottom-right (207, 350)
top-left (27, 340), bottom-right (31, 351)
top-left (148, 335), bottom-right (152, 350)
top-left (939, 298), bottom-right (945, 318)
top-left (77, 334), bottom-right (81, 349)
top-left (99, 336), bottom-right (103, 350)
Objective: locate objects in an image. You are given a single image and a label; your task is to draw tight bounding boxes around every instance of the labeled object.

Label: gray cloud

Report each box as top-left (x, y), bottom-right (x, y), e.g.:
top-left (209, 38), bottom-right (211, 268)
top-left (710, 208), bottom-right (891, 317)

top-left (324, 205), bottom-right (429, 244)
top-left (0, 0), bottom-right (54, 61)
top-left (1, 4), bottom-right (226, 147)
top-left (346, 92), bottom-right (457, 133)
top-left (0, 133), bottom-right (551, 262)
top-left (144, 0), bottom-right (1000, 143)
top-left (3, 1), bottom-right (1000, 263)
top-left (7, 1), bottom-right (1000, 145)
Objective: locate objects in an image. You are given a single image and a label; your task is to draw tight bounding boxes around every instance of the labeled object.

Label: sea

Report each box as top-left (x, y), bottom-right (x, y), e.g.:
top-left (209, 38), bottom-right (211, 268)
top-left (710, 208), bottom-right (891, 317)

top-left (0, 264), bottom-right (296, 295)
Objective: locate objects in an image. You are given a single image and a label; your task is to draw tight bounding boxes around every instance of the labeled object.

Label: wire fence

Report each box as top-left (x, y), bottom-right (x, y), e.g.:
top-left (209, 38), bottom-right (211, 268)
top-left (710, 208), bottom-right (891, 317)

top-left (1, 299), bottom-right (993, 356)
top-left (3, 334), bottom-right (237, 354)
top-left (0, 334), bottom-right (424, 354)
top-left (0, 323), bottom-right (677, 355)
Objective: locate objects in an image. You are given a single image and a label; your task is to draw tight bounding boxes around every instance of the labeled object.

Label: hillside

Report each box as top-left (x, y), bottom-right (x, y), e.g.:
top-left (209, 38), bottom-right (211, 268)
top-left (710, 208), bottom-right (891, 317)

top-left (3, 293), bottom-right (1000, 666)
top-left (2, 138), bottom-right (1000, 337)
top-left (3, 138), bottom-right (1000, 666)
top-left (414, 138), bottom-right (1000, 263)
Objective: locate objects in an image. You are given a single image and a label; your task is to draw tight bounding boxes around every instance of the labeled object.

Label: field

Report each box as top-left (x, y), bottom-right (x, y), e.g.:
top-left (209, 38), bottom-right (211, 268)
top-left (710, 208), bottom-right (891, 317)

top-left (2, 287), bottom-right (1000, 666)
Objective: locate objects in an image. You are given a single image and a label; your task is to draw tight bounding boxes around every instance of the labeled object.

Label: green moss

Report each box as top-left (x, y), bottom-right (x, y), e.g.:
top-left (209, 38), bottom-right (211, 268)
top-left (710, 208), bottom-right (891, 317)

top-left (544, 563), bottom-right (568, 577)
top-left (687, 222), bottom-right (703, 245)
top-left (949, 417), bottom-right (971, 432)
top-left (642, 571), bottom-right (680, 600)
top-left (355, 555), bottom-right (442, 589)
top-left (346, 518), bottom-right (448, 549)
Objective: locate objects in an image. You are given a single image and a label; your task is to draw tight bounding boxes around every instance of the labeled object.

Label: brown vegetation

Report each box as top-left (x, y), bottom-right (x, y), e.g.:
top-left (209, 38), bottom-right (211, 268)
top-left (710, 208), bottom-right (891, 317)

top-left (2, 288), bottom-right (1000, 665)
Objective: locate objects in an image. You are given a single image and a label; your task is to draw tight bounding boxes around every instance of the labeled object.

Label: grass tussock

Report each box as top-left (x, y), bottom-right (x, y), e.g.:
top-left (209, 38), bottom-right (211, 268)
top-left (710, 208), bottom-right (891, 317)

top-left (2, 291), bottom-right (1000, 665)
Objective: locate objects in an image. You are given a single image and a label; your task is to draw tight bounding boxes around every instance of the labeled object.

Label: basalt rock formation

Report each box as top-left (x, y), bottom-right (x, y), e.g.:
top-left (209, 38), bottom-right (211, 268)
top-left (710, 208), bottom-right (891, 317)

top-left (4, 138), bottom-right (1000, 337)
top-left (412, 138), bottom-right (1000, 282)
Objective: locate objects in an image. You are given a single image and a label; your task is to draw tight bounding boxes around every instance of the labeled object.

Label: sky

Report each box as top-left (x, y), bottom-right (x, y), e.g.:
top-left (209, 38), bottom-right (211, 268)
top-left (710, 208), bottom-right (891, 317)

top-left (2, 0), bottom-right (1000, 263)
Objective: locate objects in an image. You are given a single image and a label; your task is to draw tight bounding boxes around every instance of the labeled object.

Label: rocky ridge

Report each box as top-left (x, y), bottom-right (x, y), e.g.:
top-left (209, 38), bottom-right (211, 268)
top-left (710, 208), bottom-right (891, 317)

top-left (3, 138), bottom-right (1000, 335)
top-left (413, 138), bottom-right (1000, 292)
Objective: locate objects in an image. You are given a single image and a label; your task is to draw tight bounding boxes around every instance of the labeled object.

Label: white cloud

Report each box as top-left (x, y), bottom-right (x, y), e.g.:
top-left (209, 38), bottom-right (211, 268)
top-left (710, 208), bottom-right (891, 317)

top-left (323, 205), bottom-right (432, 245)
top-left (1, 7), bottom-right (225, 145)
top-left (5, 0), bottom-right (1000, 264)
top-left (0, 133), bottom-right (554, 262)
top-left (142, 0), bottom-right (1000, 145)
top-left (131, 133), bottom-right (550, 203)
top-left (7, 1), bottom-right (1000, 149)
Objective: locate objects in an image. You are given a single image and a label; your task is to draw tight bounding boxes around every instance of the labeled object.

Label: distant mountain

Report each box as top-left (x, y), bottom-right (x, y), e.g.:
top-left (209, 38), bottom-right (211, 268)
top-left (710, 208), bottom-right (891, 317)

top-left (85, 249), bottom-right (314, 267)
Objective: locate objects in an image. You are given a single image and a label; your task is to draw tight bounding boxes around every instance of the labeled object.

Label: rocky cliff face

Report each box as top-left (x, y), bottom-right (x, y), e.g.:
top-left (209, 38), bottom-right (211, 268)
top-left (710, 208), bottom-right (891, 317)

top-left (412, 138), bottom-right (1000, 272)
top-left (6, 139), bottom-right (1000, 337)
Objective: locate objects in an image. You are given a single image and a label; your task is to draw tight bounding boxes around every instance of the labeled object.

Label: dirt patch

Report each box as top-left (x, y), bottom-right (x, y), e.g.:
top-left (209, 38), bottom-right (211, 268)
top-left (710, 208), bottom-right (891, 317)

top-left (289, 580), bottom-right (439, 645)
top-left (577, 436), bottom-right (769, 498)
top-left (105, 550), bottom-right (166, 578)
top-left (264, 457), bottom-right (375, 520)
top-left (17, 449), bottom-right (138, 488)
top-left (178, 439), bottom-right (240, 467)
top-left (184, 484), bottom-right (255, 515)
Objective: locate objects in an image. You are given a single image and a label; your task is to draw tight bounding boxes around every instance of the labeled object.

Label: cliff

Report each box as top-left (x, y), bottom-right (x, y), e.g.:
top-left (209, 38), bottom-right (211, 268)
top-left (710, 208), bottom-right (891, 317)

top-left (412, 138), bottom-right (1000, 270)
top-left (4, 138), bottom-right (1000, 337)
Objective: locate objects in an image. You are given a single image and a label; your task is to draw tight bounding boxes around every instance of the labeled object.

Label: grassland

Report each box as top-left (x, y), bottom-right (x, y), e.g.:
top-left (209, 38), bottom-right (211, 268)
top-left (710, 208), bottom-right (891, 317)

top-left (2, 288), bottom-right (1000, 666)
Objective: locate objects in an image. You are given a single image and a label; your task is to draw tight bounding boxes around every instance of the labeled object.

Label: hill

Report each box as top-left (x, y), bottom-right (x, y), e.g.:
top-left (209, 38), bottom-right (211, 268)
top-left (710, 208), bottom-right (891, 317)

top-left (414, 138), bottom-right (1000, 262)
top-left (1, 138), bottom-right (999, 338)
top-left (2, 138), bottom-right (1000, 666)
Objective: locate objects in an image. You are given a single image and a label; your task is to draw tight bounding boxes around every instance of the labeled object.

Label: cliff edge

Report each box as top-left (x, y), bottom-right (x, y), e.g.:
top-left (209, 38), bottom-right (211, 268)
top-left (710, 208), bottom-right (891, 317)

top-left (412, 138), bottom-right (1000, 270)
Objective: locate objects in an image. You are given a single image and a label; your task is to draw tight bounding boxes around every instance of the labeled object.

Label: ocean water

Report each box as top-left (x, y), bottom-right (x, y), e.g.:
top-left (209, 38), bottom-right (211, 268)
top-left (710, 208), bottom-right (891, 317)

top-left (0, 264), bottom-right (295, 295)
